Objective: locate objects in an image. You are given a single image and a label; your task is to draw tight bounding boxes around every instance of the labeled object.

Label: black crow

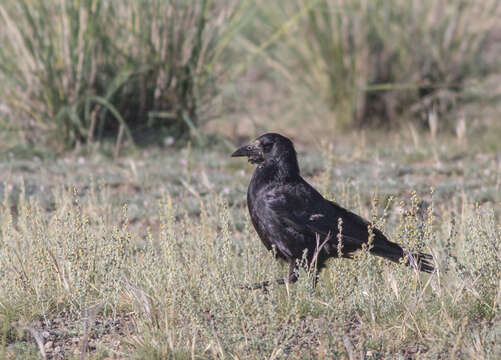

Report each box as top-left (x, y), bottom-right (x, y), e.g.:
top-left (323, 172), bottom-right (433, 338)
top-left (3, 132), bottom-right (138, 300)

top-left (232, 133), bottom-right (433, 289)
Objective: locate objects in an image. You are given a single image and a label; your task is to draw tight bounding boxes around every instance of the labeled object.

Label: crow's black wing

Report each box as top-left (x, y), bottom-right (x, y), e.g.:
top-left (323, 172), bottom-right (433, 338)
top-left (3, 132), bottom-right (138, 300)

top-left (266, 180), bottom-right (437, 272)
top-left (265, 180), bottom-right (376, 253)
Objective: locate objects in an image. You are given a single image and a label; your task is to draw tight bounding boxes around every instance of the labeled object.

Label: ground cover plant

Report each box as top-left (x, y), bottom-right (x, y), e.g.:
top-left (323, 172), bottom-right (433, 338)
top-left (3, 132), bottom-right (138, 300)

top-left (1, 130), bottom-right (500, 359)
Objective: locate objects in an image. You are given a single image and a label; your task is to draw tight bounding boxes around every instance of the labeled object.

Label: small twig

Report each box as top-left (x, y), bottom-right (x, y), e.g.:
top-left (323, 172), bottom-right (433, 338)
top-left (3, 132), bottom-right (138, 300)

top-left (80, 302), bottom-right (103, 360)
top-left (114, 124), bottom-right (124, 159)
top-left (25, 326), bottom-right (46, 359)
top-left (342, 335), bottom-right (356, 360)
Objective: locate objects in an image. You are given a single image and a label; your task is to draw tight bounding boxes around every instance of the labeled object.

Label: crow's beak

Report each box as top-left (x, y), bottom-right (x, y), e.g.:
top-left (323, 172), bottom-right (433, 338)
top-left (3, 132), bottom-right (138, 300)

top-left (231, 144), bottom-right (253, 157)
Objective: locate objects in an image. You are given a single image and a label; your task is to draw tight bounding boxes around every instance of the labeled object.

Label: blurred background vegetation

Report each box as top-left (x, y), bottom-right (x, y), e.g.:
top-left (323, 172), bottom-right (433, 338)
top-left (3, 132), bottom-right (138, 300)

top-left (0, 0), bottom-right (500, 151)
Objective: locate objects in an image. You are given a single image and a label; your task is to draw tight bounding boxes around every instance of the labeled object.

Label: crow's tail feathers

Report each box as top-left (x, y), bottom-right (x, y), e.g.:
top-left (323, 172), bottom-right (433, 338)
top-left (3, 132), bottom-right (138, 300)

top-left (405, 251), bottom-right (434, 273)
top-left (370, 239), bottom-right (434, 273)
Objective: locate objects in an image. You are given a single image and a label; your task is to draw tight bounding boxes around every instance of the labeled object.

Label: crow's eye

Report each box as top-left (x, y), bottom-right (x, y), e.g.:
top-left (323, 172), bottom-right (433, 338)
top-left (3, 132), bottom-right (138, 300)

top-left (262, 143), bottom-right (273, 152)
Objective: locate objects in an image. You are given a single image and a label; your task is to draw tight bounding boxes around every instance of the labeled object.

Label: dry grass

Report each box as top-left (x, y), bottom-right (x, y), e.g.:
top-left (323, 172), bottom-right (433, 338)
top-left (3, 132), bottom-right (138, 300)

top-left (0, 0), bottom-right (245, 149)
top-left (1, 131), bottom-right (500, 359)
top-left (1, 0), bottom-right (500, 149)
top-left (235, 0), bottom-right (500, 130)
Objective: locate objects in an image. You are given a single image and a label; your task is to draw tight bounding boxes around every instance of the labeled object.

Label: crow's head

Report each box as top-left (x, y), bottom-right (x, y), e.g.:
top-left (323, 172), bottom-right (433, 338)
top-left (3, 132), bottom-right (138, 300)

top-left (232, 133), bottom-right (299, 174)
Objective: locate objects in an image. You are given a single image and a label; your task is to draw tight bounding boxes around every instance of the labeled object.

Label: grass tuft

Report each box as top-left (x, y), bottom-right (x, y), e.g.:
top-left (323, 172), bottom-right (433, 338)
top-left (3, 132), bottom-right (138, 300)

top-left (241, 0), bottom-right (500, 129)
top-left (0, 0), bottom-right (245, 149)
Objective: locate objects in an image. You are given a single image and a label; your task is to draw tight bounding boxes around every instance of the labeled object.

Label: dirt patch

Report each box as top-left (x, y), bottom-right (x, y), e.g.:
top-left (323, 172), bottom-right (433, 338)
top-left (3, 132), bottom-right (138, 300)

top-left (16, 312), bottom-right (135, 359)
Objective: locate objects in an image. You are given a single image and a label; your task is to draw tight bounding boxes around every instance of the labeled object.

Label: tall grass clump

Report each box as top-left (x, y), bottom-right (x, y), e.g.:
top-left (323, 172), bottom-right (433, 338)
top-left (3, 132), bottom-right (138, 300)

top-left (245, 0), bottom-right (500, 129)
top-left (0, 0), bottom-right (244, 149)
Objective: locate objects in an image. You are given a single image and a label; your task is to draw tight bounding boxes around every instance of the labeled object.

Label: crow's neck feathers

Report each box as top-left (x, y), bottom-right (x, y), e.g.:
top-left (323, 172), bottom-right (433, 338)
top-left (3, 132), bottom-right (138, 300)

top-left (255, 148), bottom-right (300, 184)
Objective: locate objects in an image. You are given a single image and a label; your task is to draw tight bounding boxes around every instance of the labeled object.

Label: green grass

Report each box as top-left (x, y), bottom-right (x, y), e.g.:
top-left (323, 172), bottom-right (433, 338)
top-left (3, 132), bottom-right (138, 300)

top-left (1, 132), bottom-right (500, 358)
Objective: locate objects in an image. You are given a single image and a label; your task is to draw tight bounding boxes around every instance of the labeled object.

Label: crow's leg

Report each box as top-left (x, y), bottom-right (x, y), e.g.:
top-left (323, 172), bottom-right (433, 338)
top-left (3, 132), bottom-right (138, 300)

top-left (276, 261), bottom-right (299, 285)
top-left (311, 266), bottom-right (321, 288)
top-left (240, 261), bottom-right (298, 290)
top-left (288, 261), bottom-right (299, 283)
top-left (309, 254), bottom-right (327, 288)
